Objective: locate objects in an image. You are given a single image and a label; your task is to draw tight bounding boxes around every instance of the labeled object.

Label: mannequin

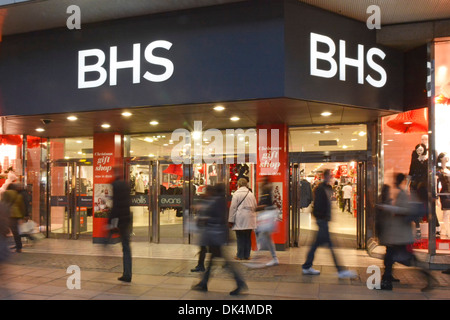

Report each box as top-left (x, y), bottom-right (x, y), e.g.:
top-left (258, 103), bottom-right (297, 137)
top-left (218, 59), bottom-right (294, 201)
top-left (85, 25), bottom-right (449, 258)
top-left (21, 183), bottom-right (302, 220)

top-left (437, 152), bottom-right (450, 236)
top-left (208, 162), bottom-right (217, 186)
top-left (408, 143), bottom-right (428, 192)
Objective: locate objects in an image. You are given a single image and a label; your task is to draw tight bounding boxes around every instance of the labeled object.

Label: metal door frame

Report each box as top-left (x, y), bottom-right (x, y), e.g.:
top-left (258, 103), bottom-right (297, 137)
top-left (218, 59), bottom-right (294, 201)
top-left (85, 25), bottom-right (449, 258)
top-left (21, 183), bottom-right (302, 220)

top-left (289, 151), bottom-right (368, 249)
top-left (48, 159), bottom-right (92, 239)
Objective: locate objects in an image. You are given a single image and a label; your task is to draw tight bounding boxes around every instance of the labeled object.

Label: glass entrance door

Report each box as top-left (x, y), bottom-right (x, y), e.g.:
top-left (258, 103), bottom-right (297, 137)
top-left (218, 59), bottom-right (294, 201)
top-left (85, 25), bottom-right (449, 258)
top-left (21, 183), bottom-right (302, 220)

top-left (49, 160), bottom-right (93, 239)
top-left (126, 159), bottom-right (151, 241)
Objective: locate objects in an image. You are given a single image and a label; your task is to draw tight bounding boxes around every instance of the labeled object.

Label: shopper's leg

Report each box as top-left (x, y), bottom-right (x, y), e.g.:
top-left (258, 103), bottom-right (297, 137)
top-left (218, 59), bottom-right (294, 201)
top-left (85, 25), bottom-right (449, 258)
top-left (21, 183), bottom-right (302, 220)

top-left (244, 230), bottom-right (252, 259)
top-left (120, 229), bottom-right (132, 280)
top-left (235, 230), bottom-right (244, 259)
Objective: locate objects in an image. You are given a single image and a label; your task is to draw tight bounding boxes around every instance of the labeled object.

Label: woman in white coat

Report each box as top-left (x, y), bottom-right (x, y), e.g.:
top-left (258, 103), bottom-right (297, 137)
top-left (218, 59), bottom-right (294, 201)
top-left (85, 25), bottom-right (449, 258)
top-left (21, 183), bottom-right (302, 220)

top-left (228, 178), bottom-right (257, 260)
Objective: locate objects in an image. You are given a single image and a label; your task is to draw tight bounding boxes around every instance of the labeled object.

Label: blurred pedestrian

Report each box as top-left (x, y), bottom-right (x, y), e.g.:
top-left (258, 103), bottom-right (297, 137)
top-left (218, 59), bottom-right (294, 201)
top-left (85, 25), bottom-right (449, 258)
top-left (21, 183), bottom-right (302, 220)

top-left (109, 167), bottom-right (132, 283)
top-left (190, 185), bottom-right (215, 273)
top-left (253, 176), bottom-right (279, 267)
top-left (0, 201), bottom-right (11, 263)
top-left (376, 173), bottom-right (437, 291)
top-left (302, 169), bottom-right (357, 279)
top-left (2, 183), bottom-right (26, 253)
top-left (228, 178), bottom-right (257, 260)
top-left (192, 184), bottom-right (248, 295)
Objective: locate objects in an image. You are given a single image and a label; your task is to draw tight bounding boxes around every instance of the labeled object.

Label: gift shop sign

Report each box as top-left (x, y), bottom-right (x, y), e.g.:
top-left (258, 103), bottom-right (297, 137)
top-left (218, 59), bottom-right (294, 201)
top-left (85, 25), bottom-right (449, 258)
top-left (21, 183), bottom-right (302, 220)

top-left (94, 152), bottom-right (114, 181)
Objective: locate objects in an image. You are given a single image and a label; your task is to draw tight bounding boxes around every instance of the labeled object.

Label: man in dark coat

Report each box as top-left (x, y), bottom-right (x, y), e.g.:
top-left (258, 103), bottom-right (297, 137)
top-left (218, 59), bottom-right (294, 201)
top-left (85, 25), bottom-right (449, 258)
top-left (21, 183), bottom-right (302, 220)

top-left (302, 169), bottom-right (357, 279)
top-left (109, 168), bottom-right (132, 282)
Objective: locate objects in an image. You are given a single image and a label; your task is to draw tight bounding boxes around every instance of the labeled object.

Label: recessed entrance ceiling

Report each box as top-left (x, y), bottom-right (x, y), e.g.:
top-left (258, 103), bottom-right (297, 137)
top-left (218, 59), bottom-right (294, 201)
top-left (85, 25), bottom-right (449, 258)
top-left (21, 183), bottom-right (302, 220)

top-left (1, 98), bottom-right (394, 139)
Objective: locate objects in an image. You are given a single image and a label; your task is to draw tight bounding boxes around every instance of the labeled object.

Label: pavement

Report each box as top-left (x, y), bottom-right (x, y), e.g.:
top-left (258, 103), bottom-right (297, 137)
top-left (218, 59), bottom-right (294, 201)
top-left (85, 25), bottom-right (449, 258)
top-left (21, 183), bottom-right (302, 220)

top-left (0, 237), bottom-right (449, 301)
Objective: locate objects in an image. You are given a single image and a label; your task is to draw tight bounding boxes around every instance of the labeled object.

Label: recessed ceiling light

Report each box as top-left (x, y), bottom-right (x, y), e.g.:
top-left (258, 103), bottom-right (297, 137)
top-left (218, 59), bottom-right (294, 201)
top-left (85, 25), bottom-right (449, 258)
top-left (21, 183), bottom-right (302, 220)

top-left (76, 140), bottom-right (82, 144)
top-left (149, 120), bottom-right (159, 125)
top-left (122, 112), bottom-right (132, 117)
top-left (67, 116), bottom-right (78, 121)
top-left (358, 131), bottom-right (366, 136)
top-left (101, 123), bottom-right (110, 128)
top-left (35, 128), bottom-right (45, 132)
top-left (321, 112), bottom-right (332, 117)
top-left (214, 105), bottom-right (225, 111)
top-left (230, 116), bottom-right (240, 121)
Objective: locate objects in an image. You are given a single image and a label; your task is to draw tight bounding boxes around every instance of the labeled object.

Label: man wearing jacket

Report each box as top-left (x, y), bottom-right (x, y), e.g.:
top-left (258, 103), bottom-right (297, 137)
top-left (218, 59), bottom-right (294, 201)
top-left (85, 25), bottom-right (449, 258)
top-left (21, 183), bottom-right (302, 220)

top-left (302, 169), bottom-right (357, 279)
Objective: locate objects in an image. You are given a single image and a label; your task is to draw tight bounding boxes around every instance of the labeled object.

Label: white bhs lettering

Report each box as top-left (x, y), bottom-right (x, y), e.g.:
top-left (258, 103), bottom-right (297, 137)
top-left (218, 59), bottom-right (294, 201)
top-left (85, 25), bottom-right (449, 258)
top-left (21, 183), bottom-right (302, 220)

top-left (78, 40), bottom-right (174, 89)
top-left (310, 32), bottom-right (387, 88)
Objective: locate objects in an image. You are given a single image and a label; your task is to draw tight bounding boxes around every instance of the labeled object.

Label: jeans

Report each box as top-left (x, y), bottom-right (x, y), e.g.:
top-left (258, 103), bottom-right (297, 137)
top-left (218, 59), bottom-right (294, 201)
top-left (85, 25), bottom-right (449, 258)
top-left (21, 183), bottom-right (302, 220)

top-left (257, 231), bottom-right (277, 259)
top-left (119, 225), bottom-right (132, 279)
top-left (343, 199), bottom-right (351, 212)
top-left (235, 229), bottom-right (252, 259)
top-left (10, 218), bottom-right (22, 250)
top-left (302, 220), bottom-right (342, 272)
top-left (199, 246), bottom-right (245, 287)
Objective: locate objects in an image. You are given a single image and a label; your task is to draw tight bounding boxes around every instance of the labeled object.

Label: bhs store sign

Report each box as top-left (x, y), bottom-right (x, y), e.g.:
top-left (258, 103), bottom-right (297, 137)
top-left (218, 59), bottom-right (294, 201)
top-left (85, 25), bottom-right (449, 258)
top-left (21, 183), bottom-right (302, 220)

top-left (310, 32), bottom-right (387, 88)
top-left (78, 40), bottom-right (174, 89)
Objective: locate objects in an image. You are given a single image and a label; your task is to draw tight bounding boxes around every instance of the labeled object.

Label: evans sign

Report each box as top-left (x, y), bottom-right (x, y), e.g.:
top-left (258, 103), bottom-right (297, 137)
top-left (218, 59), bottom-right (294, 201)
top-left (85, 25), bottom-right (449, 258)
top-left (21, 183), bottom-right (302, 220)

top-left (78, 40), bottom-right (174, 89)
top-left (310, 32), bottom-right (387, 88)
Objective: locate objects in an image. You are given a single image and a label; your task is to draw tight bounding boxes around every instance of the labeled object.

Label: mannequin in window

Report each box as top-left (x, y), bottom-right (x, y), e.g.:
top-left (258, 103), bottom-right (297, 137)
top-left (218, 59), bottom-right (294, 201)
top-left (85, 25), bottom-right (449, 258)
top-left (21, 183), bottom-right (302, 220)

top-left (208, 162), bottom-right (217, 186)
top-left (437, 152), bottom-right (450, 237)
top-left (407, 143), bottom-right (428, 192)
top-left (236, 163), bottom-right (249, 182)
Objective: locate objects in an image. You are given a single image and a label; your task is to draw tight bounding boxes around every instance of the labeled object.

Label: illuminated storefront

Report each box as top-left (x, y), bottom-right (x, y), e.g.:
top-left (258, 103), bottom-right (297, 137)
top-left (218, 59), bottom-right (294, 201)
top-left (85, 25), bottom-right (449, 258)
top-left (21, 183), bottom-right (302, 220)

top-left (379, 39), bottom-right (450, 256)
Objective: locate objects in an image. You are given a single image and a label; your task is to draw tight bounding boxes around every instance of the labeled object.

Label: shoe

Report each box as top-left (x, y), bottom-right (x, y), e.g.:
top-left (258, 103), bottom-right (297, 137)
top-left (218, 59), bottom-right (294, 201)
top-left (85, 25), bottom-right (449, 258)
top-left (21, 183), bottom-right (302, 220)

top-left (191, 265), bottom-right (205, 272)
top-left (191, 283), bottom-right (208, 292)
top-left (234, 256), bottom-right (242, 261)
top-left (390, 276), bottom-right (400, 283)
top-left (265, 258), bottom-right (279, 267)
top-left (338, 270), bottom-right (357, 279)
top-left (302, 267), bottom-right (320, 275)
top-left (118, 276), bottom-right (131, 283)
top-left (15, 248), bottom-right (22, 253)
top-left (229, 283), bottom-right (248, 296)
top-left (378, 280), bottom-right (393, 290)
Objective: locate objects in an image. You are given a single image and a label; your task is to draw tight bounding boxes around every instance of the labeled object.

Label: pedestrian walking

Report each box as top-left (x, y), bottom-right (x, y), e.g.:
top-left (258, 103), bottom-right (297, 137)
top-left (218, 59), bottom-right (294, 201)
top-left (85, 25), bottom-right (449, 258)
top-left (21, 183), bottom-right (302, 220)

top-left (109, 167), bottom-right (133, 283)
top-left (228, 178), bottom-right (257, 260)
top-left (192, 184), bottom-right (248, 295)
top-left (376, 174), bottom-right (437, 291)
top-left (190, 185), bottom-right (215, 273)
top-left (302, 169), bottom-right (357, 279)
top-left (250, 176), bottom-right (279, 267)
top-left (2, 183), bottom-right (26, 253)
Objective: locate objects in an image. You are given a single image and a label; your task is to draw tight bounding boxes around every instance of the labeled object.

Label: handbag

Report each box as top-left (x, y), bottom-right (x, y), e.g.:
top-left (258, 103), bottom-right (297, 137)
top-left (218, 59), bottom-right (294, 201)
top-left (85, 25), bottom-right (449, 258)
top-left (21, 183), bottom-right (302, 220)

top-left (229, 189), bottom-right (249, 225)
top-left (256, 207), bottom-right (278, 233)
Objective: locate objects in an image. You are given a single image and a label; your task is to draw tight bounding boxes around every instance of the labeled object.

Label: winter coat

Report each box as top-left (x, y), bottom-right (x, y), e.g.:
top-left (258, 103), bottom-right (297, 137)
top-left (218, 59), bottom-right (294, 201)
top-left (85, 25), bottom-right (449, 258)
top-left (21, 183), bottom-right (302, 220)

top-left (199, 196), bottom-right (228, 247)
top-left (228, 187), bottom-right (257, 230)
top-left (109, 179), bottom-right (132, 230)
top-left (2, 190), bottom-right (26, 219)
top-left (377, 189), bottom-right (419, 245)
top-left (312, 182), bottom-right (333, 221)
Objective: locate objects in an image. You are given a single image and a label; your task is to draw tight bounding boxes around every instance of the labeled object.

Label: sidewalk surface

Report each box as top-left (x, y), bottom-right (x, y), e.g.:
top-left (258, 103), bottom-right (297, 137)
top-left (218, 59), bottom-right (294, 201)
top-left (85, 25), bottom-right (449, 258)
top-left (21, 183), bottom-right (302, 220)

top-left (0, 238), bottom-right (449, 300)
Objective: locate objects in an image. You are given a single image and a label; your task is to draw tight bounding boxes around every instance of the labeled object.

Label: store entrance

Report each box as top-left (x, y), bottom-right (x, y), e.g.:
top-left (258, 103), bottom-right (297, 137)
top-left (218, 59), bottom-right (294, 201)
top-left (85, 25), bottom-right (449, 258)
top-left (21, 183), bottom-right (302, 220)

top-left (290, 153), bottom-right (367, 249)
top-left (49, 160), bottom-right (93, 239)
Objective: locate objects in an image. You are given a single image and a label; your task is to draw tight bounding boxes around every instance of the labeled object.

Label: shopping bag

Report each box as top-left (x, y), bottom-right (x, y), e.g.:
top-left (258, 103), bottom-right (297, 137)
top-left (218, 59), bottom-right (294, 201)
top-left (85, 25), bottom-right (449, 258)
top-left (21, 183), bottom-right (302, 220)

top-left (256, 208), bottom-right (278, 233)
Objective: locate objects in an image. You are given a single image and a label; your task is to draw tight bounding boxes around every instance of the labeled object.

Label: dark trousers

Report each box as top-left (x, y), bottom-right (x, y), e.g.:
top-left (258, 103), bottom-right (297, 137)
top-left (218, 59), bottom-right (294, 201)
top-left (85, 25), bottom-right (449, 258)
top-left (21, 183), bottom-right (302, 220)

top-left (119, 226), bottom-right (132, 279)
top-left (382, 245), bottom-right (415, 280)
top-left (235, 229), bottom-right (252, 259)
top-left (302, 220), bottom-right (342, 272)
top-left (197, 246), bottom-right (208, 267)
top-left (343, 199), bottom-right (351, 212)
top-left (10, 218), bottom-right (22, 250)
top-left (199, 246), bottom-right (245, 287)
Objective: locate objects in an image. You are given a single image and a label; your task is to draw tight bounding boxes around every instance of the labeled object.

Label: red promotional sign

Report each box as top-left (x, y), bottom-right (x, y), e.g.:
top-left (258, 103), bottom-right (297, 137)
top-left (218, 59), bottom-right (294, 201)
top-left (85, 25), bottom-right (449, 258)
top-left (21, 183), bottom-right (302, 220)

top-left (256, 124), bottom-right (289, 248)
top-left (92, 133), bottom-right (123, 241)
